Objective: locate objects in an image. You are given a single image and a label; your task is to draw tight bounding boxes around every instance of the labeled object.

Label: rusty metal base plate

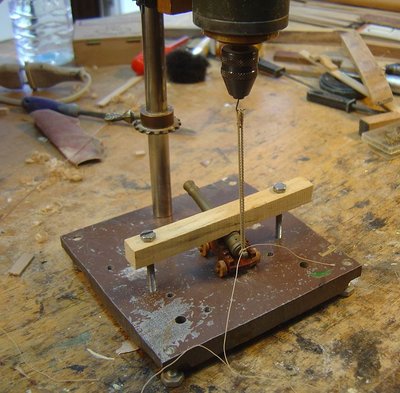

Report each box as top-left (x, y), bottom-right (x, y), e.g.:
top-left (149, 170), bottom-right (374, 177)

top-left (61, 178), bottom-right (361, 369)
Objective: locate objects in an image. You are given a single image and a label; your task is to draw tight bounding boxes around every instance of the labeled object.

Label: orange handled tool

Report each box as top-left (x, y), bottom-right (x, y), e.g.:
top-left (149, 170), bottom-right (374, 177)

top-left (131, 36), bottom-right (190, 75)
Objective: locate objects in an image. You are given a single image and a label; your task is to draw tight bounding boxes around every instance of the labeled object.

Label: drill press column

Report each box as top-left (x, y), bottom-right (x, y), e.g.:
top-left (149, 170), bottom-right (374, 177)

top-left (141, 5), bottom-right (172, 219)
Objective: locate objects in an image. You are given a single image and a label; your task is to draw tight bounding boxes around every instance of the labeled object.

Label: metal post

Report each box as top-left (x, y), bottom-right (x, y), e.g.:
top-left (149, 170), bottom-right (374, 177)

top-left (275, 214), bottom-right (282, 240)
top-left (140, 4), bottom-right (173, 292)
top-left (141, 5), bottom-right (172, 218)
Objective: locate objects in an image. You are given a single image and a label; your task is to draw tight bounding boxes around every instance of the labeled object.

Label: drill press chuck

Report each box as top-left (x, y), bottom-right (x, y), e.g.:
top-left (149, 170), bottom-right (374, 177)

top-left (221, 45), bottom-right (259, 100)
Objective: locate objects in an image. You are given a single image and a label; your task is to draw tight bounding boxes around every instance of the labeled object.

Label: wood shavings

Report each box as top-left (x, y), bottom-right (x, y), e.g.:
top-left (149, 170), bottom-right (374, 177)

top-left (19, 177), bottom-right (39, 187)
top-left (86, 348), bottom-right (114, 361)
top-left (25, 151), bottom-right (51, 164)
top-left (35, 231), bottom-right (49, 244)
top-left (40, 202), bottom-right (62, 215)
top-left (48, 166), bottom-right (83, 183)
top-left (14, 365), bottom-right (30, 379)
top-left (0, 107), bottom-right (10, 116)
top-left (32, 158), bottom-right (83, 191)
top-left (135, 150), bottom-right (146, 157)
top-left (8, 253), bottom-right (35, 276)
top-left (319, 244), bottom-right (337, 257)
top-left (115, 340), bottom-right (139, 355)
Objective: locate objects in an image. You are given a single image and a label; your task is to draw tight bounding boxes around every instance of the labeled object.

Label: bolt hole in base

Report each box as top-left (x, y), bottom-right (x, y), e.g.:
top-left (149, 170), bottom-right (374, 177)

top-left (107, 265), bottom-right (113, 271)
top-left (203, 306), bottom-right (211, 313)
top-left (166, 292), bottom-right (174, 298)
top-left (267, 251), bottom-right (274, 257)
top-left (175, 316), bottom-right (187, 324)
top-left (299, 261), bottom-right (309, 268)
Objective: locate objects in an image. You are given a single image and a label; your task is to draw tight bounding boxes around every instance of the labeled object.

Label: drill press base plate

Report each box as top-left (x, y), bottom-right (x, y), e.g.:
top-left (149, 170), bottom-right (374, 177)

top-left (61, 178), bottom-right (361, 369)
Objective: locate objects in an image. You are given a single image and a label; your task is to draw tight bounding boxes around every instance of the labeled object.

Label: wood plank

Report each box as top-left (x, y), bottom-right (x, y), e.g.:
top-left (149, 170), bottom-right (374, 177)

top-left (320, 0), bottom-right (400, 12)
top-left (359, 112), bottom-right (400, 133)
top-left (96, 76), bottom-right (143, 107)
top-left (360, 13), bottom-right (400, 29)
top-left (273, 50), bottom-right (343, 67)
top-left (341, 31), bottom-right (393, 105)
top-left (274, 29), bottom-right (400, 59)
top-left (8, 253), bottom-right (34, 276)
top-left (358, 24), bottom-right (400, 43)
top-left (125, 177), bottom-right (313, 269)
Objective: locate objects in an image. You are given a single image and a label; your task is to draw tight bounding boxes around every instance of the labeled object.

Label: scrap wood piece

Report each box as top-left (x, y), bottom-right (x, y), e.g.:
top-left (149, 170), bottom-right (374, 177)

top-left (8, 253), bottom-right (34, 276)
top-left (86, 348), bottom-right (114, 361)
top-left (359, 112), bottom-right (400, 133)
top-left (273, 50), bottom-right (343, 67)
top-left (125, 177), bottom-right (313, 269)
top-left (96, 76), bottom-right (143, 107)
top-left (31, 109), bottom-right (104, 165)
top-left (115, 340), bottom-right (139, 355)
top-left (360, 14), bottom-right (400, 30)
top-left (341, 31), bottom-right (393, 105)
top-left (321, 0), bottom-right (400, 13)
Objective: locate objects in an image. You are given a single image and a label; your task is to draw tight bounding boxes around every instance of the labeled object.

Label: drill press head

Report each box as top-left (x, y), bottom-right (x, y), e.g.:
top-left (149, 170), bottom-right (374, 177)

top-left (192, 0), bottom-right (290, 99)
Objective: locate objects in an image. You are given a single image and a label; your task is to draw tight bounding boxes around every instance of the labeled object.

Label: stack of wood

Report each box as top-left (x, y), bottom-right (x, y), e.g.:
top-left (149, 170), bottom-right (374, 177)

top-left (285, 0), bottom-right (400, 58)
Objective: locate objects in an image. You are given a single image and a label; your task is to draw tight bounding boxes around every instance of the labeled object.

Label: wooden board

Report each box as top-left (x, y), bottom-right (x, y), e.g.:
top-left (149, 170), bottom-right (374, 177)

top-left (125, 177), bottom-right (313, 268)
top-left (7, 253), bottom-right (34, 276)
top-left (359, 112), bottom-right (400, 133)
top-left (341, 31), bottom-right (393, 105)
top-left (360, 13), bottom-right (400, 29)
top-left (321, 0), bottom-right (400, 12)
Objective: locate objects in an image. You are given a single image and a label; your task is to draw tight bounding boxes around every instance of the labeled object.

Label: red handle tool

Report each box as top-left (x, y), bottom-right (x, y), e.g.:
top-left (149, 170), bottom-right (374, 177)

top-left (131, 36), bottom-right (190, 75)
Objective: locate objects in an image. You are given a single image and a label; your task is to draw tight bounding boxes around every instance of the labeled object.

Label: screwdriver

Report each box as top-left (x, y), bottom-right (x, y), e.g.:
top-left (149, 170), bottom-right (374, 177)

top-left (306, 89), bottom-right (382, 115)
top-left (258, 58), bottom-right (315, 89)
top-left (21, 96), bottom-right (138, 123)
top-left (22, 96), bottom-right (106, 119)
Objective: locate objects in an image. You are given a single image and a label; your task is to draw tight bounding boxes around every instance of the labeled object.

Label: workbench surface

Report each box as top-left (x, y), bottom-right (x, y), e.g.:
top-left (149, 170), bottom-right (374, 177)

top-left (1, 46), bottom-right (399, 393)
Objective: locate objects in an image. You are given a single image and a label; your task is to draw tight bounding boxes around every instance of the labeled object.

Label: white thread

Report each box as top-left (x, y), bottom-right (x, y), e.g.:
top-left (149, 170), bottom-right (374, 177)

top-left (141, 242), bottom-right (335, 391)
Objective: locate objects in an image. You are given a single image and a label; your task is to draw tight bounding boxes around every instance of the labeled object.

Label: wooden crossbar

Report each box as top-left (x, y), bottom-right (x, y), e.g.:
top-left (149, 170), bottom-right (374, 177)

top-left (124, 177), bottom-right (313, 269)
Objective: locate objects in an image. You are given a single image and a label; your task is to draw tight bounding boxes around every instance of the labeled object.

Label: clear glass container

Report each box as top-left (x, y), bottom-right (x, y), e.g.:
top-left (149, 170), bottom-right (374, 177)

top-left (9, 0), bottom-right (74, 65)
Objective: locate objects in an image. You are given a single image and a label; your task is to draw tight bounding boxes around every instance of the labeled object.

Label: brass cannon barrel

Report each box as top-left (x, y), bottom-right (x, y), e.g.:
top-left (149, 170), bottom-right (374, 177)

top-left (183, 180), bottom-right (242, 258)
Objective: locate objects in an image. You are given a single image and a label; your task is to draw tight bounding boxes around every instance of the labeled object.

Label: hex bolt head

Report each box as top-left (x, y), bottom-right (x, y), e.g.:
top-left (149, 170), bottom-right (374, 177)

top-left (140, 229), bottom-right (156, 243)
top-left (273, 182), bottom-right (287, 193)
top-left (160, 369), bottom-right (185, 388)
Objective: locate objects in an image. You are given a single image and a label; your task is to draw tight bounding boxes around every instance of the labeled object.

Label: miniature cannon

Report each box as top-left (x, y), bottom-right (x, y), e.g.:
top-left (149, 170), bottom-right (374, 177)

top-left (183, 180), bottom-right (261, 277)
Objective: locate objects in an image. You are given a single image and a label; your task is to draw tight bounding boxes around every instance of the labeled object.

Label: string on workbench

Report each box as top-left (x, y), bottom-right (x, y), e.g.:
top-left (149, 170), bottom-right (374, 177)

top-left (140, 243), bottom-right (335, 392)
top-left (0, 325), bottom-right (98, 383)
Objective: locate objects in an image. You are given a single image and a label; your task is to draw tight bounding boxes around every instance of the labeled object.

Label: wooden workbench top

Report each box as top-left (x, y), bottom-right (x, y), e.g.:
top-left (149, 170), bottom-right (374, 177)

top-left (0, 51), bottom-right (399, 393)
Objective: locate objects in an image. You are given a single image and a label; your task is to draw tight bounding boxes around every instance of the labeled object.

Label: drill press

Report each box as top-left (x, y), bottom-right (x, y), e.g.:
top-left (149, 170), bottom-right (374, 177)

top-left (62, 0), bottom-right (361, 387)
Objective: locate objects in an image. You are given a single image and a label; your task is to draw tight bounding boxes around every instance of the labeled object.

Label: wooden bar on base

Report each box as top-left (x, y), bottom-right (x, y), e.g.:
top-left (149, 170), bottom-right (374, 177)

top-left (125, 177), bottom-right (313, 269)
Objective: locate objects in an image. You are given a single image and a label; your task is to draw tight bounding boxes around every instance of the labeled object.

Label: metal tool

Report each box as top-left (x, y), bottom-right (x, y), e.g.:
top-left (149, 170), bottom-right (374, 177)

top-left (22, 96), bottom-right (139, 124)
top-left (258, 58), bottom-right (315, 89)
top-left (22, 96), bottom-right (106, 119)
top-left (307, 89), bottom-right (381, 114)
